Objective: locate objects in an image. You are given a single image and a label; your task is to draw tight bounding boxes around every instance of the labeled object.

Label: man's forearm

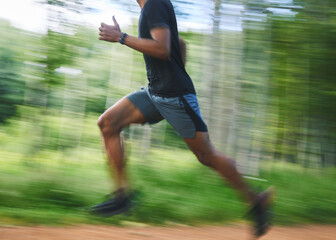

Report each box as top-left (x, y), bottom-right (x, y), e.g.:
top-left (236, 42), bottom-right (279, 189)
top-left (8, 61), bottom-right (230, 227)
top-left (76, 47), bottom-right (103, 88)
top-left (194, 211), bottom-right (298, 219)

top-left (122, 35), bottom-right (186, 66)
top-left (123, 34), bottom-right (170, 60)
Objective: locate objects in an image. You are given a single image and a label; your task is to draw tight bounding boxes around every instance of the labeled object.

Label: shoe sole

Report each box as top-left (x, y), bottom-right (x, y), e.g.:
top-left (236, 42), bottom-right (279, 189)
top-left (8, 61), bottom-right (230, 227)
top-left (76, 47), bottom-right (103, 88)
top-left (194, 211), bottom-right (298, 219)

top-left (90, 203), bottom-right (133, 217)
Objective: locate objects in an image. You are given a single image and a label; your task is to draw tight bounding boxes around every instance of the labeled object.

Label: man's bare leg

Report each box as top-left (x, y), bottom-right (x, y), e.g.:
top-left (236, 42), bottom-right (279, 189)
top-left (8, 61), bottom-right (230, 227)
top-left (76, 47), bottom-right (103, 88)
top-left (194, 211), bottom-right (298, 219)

top-left (91, 97), bottom-right (146, 216)
top-left (184, 131), bottom-right (275, 237)
top-left (184, 132), bottom-right (257, 204)
top-left (97, 97), bottom-right (146, 192)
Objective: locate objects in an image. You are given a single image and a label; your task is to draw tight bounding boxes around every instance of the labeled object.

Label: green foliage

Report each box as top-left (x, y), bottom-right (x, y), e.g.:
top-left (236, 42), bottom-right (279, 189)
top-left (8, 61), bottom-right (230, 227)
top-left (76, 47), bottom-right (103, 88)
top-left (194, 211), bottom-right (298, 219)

top-left (0, 0), bottom-right (336, 228)
top-left (240, 0), bottom-right (336, 166)
top-left (0, 148), bottom-right (335, 225)
top-left (261, 163), bottom-right (336, 224)
top-left (0, 22), bottom-right (25, 124)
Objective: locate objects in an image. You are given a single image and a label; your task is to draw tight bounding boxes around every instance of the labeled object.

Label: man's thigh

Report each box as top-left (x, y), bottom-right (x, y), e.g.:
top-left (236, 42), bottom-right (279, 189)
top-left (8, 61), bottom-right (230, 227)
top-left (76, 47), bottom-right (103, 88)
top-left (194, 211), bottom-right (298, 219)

top-left (126, 88), bottom-right (164, 124)
top-left (99, 96), bottom-right (147, 128)
top-left (183, 131), bottom-right (215, 156)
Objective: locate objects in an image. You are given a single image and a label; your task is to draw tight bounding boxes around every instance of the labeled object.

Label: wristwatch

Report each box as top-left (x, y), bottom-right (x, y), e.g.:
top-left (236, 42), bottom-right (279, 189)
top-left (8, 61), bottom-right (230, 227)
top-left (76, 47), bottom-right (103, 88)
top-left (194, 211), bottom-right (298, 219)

top-left (119, 33), bottom-right (127, 45)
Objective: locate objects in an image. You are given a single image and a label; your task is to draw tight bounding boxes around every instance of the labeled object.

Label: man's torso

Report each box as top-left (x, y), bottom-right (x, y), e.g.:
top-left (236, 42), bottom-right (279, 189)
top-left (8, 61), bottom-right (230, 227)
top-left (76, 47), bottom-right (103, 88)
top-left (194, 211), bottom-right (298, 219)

top-left (138, 0), bottom-right (196, 97)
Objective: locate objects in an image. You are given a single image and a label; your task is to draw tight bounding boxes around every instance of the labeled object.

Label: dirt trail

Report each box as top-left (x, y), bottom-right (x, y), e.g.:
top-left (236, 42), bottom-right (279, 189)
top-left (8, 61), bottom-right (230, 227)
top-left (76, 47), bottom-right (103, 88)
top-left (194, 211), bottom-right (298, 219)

top-left (0, 224), bottom-right (335, 240)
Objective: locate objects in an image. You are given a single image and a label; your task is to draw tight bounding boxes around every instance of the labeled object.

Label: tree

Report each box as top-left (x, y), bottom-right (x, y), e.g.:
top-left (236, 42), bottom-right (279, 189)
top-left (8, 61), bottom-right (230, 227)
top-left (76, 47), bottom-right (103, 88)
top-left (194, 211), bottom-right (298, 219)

top-left (0, 21), bottom-right (24, 124)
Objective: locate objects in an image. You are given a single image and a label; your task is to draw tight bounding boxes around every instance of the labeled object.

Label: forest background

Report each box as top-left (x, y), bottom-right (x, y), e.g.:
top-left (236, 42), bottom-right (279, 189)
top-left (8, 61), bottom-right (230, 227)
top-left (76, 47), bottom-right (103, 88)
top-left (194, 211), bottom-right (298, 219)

top-left (0, 0), bottom-right (335, 226)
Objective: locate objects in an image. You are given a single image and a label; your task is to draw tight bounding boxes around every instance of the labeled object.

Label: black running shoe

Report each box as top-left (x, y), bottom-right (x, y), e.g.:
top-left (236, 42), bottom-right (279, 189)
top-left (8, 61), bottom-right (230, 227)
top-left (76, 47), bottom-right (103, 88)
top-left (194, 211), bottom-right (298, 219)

top-left (248, 187), bottom-right (275, 238)
top-left (90, 189), bottom-right (135, 217)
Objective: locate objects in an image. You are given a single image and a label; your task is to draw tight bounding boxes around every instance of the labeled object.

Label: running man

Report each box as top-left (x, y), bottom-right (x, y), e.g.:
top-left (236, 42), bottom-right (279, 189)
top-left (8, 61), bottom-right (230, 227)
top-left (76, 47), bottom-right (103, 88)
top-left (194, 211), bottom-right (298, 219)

top-left (92, 0), bottom-right (274, 237)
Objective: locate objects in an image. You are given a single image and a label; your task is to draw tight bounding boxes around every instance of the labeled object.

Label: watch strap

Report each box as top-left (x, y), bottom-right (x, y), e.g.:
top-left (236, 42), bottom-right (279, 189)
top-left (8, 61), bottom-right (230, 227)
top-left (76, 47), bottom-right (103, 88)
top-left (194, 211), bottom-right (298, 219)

top-left (119, 33), bottom-right (127, 45)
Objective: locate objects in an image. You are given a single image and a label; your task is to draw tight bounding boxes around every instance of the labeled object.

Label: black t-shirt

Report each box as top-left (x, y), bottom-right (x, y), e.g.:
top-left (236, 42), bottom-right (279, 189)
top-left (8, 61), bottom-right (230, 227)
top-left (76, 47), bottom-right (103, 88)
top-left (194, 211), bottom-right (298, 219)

top-left (139, 0), bottom-right (196, 97)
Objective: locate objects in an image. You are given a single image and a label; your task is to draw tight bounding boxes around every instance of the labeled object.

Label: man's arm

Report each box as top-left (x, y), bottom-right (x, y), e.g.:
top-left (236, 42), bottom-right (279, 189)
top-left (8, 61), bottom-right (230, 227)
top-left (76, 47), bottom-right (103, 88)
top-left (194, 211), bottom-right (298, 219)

top-left (99, 16), bottom-right (170, 60)
top-left (179, 38), bottom-right (186, 66)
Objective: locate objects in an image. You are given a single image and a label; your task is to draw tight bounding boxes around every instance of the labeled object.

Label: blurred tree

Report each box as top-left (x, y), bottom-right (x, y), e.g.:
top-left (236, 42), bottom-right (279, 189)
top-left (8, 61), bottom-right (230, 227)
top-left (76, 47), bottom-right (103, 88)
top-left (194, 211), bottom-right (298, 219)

top-left (17, 0), bottom-right (90, 162)
top-left (202, 0), bottom-right (221, 134)
top-left (234, 0), bottom-right (270, 174)
top-left (0, 39), bottom-right (24, 124)
top-left (1, 0), bottom-right (334, 169)
top-left (263, 0), bottom-right (336, 166)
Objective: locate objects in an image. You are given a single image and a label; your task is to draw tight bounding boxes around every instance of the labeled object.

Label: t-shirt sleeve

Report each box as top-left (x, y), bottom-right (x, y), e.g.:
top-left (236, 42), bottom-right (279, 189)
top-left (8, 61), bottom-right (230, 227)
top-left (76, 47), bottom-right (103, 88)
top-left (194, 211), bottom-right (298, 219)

top-left (145, 0), bottom-right (171, 30)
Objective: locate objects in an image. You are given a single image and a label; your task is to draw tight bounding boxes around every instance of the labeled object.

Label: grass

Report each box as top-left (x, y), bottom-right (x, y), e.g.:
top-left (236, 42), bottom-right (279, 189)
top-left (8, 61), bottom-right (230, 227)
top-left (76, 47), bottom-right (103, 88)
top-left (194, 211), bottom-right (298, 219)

top-left (0, 116), bottom-right (335, 226)
top-left (0, 144), bottom-right (335, 227)
top-left (261, 163), bottom-right (336, 225)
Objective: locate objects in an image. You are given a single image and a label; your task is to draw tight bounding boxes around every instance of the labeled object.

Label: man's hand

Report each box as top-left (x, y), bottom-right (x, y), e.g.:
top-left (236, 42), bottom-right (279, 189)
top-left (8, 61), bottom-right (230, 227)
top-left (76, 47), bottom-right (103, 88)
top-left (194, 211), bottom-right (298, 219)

top-left (98, 15), bottom-right (170, 60)
top-left (99, 16), bottom-right (122, 42)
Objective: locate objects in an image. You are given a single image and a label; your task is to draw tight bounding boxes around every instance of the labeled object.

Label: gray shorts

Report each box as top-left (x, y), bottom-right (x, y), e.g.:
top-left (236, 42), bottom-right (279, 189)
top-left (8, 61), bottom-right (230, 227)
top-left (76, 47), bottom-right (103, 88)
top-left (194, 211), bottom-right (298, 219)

top-left (126, 87), bottom-right (207, 138)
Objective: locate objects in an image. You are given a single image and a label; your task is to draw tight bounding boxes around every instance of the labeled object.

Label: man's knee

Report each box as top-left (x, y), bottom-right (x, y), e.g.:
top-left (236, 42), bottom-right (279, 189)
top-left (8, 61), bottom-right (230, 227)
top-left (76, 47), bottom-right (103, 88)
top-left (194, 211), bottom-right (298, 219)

top-left (97, 111), bottom-right (122, 136)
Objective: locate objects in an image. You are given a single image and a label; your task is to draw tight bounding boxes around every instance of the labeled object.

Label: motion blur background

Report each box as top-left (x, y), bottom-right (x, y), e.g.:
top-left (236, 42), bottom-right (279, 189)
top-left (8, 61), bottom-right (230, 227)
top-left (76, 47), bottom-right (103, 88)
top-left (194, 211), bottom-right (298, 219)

top-left (0, 0), bottom-right (335, 226)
